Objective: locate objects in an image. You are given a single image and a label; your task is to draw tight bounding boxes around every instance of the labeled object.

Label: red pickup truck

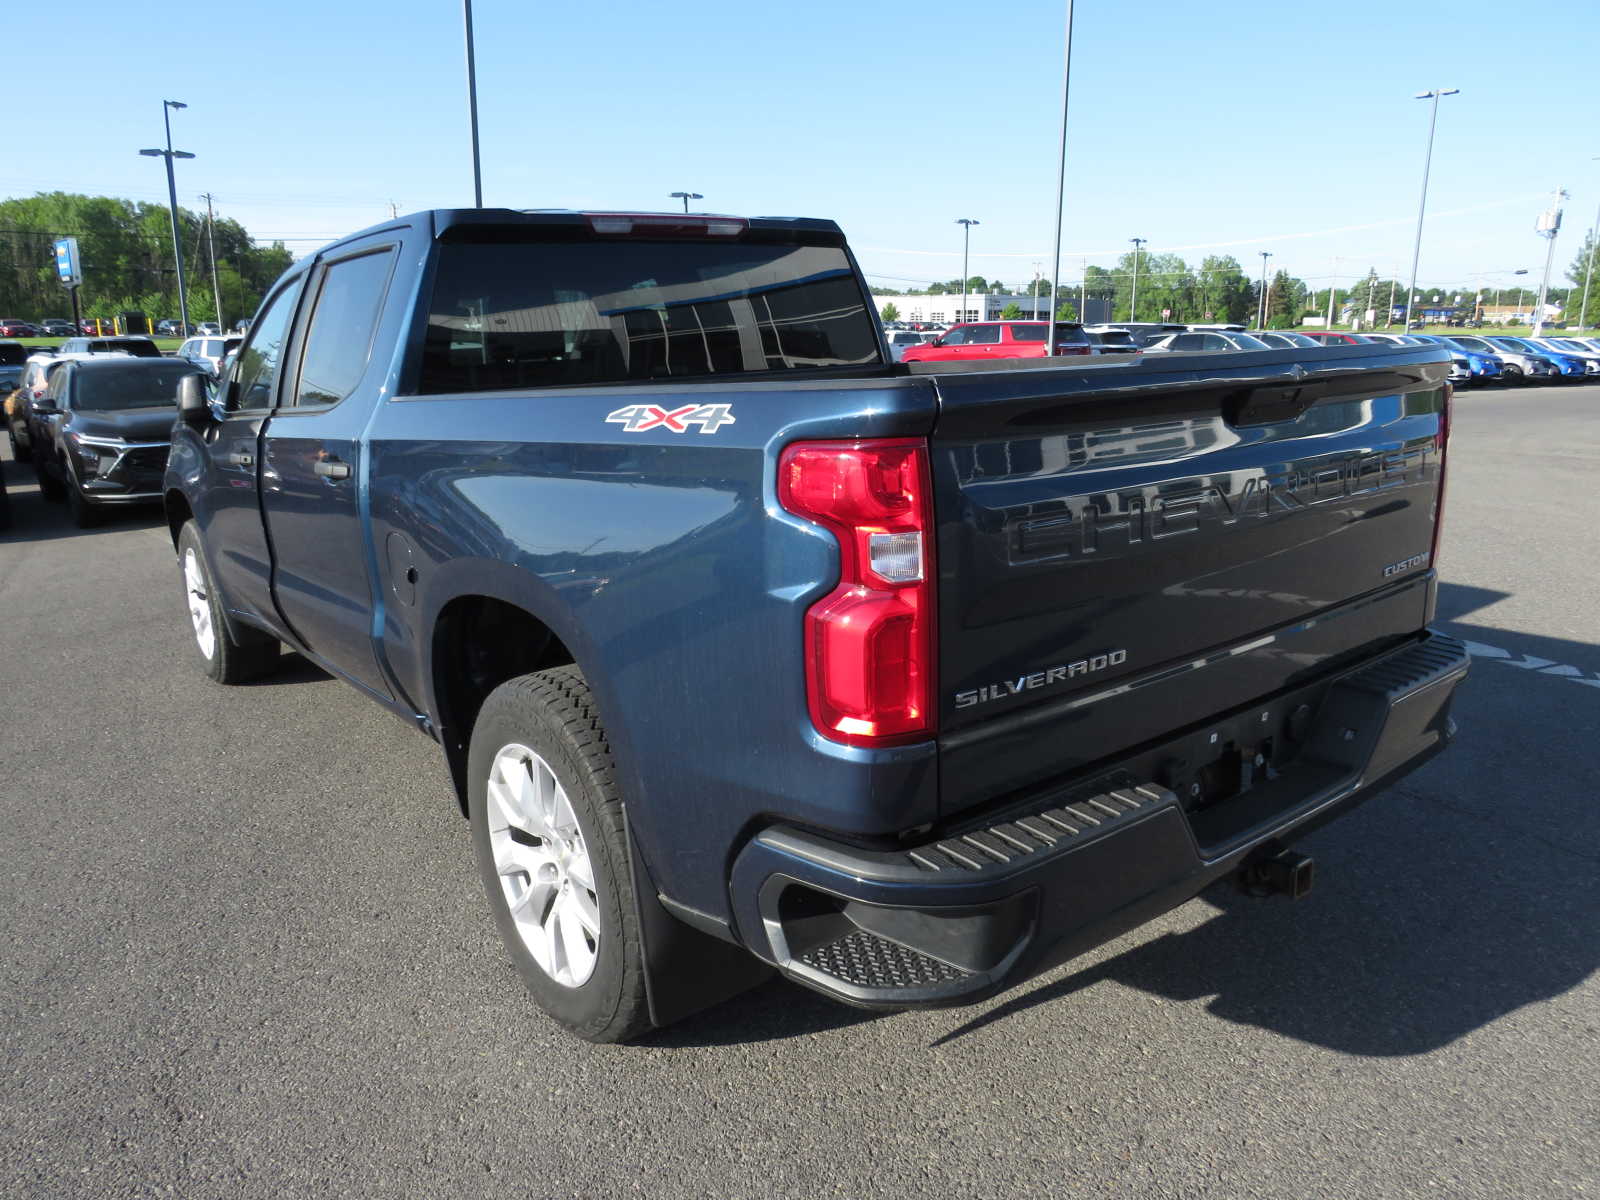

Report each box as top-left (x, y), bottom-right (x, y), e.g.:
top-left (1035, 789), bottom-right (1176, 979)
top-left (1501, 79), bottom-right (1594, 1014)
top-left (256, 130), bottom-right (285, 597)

top-left (900, 320), bottom-right (1094, 362)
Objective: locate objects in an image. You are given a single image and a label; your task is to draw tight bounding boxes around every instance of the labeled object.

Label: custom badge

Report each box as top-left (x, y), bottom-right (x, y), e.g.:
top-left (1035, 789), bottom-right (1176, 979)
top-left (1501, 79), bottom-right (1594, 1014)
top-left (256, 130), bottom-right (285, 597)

top-left (605, 403), bottom-right (736, 434)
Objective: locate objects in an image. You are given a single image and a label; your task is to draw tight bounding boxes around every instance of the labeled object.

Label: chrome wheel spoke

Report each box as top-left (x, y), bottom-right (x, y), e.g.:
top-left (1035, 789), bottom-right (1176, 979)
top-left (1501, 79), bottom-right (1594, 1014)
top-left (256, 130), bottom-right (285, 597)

top-left (567, 880), bottom-right (601, 937)
top-left (566, 851), bottom-right (595, 894)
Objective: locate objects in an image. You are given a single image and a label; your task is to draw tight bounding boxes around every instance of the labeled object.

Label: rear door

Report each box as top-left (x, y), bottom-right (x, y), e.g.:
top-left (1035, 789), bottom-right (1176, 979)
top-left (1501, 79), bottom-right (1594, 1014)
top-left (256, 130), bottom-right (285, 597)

top-left (260, 240), bottom-right (400, 698)
top-left (923, 344), bottom-right (1450, 811)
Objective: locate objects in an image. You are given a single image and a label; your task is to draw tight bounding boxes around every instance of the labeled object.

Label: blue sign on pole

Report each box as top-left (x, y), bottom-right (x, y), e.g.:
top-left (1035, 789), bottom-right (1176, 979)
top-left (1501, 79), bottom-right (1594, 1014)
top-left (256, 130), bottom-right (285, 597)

top-left (54, 237), bottom-right (82, 286)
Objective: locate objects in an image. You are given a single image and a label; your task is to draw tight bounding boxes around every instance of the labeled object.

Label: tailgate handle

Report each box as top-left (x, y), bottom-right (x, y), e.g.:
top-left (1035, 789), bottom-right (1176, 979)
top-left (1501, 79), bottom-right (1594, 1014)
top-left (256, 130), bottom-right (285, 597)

top-left (1225, 382), bottom-right (1315, 427)
top-left (314, 458), bottom-right (352, 481)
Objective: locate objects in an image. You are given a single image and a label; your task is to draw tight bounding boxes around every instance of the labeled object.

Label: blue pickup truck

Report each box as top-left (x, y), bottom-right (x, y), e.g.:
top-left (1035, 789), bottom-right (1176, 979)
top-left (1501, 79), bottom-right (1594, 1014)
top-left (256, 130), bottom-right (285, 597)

top-left (165, 208), bottom-right (1468, 1042)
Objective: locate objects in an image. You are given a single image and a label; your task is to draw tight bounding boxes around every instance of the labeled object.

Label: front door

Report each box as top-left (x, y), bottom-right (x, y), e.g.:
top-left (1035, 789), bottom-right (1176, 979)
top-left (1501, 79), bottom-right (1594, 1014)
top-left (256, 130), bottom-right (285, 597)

top-left (198, 277), bottom-right (305, 632)
top-left (260, 243), bottom-right (400, 699)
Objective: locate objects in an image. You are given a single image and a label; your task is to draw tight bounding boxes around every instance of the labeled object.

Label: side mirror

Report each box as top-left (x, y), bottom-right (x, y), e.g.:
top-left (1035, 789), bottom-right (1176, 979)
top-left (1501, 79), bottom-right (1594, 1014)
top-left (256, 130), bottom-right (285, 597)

top-left (177, 373), bottom-right (214, 426)
top-left (29, 396), bottom-right (56, 414)
top-left (930, 337), bottom-right (945, 347)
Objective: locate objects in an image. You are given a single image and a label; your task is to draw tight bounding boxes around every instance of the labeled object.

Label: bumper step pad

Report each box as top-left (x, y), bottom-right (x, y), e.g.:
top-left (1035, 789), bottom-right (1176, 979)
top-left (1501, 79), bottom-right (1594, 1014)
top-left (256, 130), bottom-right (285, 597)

top-left (798, 929), bottom-right (971, 990)
top-left (906, 783), bottom-right (1174, 873)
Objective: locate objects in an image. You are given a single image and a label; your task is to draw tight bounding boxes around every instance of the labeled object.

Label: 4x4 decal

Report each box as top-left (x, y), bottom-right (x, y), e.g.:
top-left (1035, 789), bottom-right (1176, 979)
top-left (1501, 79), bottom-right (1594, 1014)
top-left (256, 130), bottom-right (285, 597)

top-left (605, 403), bottom-right (736, 434)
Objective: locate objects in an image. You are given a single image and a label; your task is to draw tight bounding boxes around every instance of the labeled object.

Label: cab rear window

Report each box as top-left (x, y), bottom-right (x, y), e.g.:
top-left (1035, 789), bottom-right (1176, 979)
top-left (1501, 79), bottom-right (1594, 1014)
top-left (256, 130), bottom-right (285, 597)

top-left (418, 238), bottom-right (883, 393)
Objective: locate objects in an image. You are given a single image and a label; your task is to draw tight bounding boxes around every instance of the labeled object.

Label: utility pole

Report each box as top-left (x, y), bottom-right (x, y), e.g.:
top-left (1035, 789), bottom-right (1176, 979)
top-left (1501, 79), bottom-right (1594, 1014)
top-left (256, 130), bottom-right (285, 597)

top-left (1532, 186), bottom-right (1567, 337)
top-left (670, 191), bottom-right (703, 213)
top-left (1258, 251), bottom-right (1272, 327)
top-left (387, 199), bottom-right (399, 219)
top-left (1128, 237), bottom-right (1146, 322)
top-left (1045, 0), bottom-right (1076, 353)
top-left (1405, 88), bottom-right (1459, 331)
top-left (1080, 255), bottom-right (1087, 324)
top-left (1326, 257), bottom-right (1340, 328)
top-left (1032, 260), bottom-right (1042, 318)
top-left (199, 192), bottom-right (224, 331)
top-left (462, 0), bottom-right (483, 207)
top-left (956, 219), bottom-right (979, 325)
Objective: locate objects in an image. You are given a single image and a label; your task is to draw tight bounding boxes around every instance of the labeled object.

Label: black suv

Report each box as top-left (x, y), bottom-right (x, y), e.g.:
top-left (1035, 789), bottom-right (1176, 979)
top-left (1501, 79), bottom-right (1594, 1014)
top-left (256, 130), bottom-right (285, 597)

top-left (29, 358), bottom-right (202, 527)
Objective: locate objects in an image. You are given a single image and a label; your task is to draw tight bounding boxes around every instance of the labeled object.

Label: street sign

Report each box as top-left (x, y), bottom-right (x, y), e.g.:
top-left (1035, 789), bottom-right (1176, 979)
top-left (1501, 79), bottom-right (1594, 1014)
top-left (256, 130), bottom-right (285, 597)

top-left (1161, 308), bottom-right (1171, 318)
top-left (53, 237), bottom-right (81, 286)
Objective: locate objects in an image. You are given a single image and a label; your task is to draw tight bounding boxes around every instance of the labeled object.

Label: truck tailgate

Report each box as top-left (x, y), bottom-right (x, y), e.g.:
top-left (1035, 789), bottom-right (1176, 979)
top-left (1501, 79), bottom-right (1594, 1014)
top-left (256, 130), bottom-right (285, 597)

top-left (920, 345), bottom-right (1451, 815)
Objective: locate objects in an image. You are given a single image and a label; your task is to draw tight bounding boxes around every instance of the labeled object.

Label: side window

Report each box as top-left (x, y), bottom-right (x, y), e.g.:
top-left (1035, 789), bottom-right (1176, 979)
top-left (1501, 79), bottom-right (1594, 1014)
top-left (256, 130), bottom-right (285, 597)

top-left (232, 280), bottom-right (303, 411)
top-left (940, 327), bottom-right (968, 346)
top-left (968, 325), bottom-right (1001, 344)
top-left (1172, 334), bottom-right (1204, 350)
top-left (293, 248), bottom-right (396, 407)
top-left (1200, 334), bottom-right (1228, 350)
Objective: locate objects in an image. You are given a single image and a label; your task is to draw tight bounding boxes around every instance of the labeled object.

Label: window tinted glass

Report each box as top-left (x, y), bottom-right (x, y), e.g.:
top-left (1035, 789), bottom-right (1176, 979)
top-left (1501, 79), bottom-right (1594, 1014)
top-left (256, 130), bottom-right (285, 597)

top-left (73, 363), bottom-right (196, 410)
top-left (0, 343), bottom-right (27, 365)
top-left (940, 327), bottom-right (968, 345)
top-left (967, 324), bottom-right (1001, 344)
top-left (234, 281), bottom-right (302, 410)
top-left (295, 249), bottom-right (395, 406)
top-left (1172, 334), bottom-right (1205, 349)
top-left (418, 237), bottom-right (881, 393)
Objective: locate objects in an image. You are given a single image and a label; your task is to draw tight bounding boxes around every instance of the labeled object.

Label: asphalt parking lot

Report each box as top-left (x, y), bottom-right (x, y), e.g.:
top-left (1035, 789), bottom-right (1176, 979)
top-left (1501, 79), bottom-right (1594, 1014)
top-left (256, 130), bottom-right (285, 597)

top-left (2, 383), bottom-right (1597, 1199)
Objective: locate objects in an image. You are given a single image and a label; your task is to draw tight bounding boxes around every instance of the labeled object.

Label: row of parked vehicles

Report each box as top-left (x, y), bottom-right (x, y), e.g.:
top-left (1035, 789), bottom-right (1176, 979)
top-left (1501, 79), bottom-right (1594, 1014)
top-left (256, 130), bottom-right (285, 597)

top-left (0, 316), bottom-right (234, 338)
top-left (881, 318), bottom-right (1600, 385)
top-left (0, 337), bottom-right (215, 529)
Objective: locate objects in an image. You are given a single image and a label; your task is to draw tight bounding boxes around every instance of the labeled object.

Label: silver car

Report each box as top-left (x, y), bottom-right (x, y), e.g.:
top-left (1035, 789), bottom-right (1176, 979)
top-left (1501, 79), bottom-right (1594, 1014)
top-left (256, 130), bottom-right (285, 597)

top-left (176, 335), bottom-right (244, 376)
top-left (1365, 333), bottom-right (1470, 384)
top-left (1143, 330), bottom-right (1272, 352)
top-left (1250, 330), bottom-right (1321, 348)
top-left (1450, 334), bottom-right (1556, 382)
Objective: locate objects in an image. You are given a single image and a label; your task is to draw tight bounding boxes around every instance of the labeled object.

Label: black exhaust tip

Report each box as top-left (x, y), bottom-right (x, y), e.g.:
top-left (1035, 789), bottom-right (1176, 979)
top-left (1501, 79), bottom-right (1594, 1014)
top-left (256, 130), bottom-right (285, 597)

top-left (1238, 844), bottom-right (1315, 900)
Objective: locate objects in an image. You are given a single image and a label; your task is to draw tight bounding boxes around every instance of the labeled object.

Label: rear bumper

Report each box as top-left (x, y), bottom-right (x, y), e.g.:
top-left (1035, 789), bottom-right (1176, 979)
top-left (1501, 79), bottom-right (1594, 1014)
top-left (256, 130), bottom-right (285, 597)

top-left (729, 631), bottom-right (1469, 1009)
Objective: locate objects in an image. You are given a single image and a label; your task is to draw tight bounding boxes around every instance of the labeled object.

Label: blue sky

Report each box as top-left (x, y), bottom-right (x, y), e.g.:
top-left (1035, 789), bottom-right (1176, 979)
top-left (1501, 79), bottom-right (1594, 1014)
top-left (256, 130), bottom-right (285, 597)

top-left (20, 0), bottom-right (1595, 301)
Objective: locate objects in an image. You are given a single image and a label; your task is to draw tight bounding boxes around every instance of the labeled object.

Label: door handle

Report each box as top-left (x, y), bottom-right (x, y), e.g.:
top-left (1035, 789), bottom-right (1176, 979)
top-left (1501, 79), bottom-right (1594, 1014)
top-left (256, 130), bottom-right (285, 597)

top-left (314, 459), bottom-right (352, 481)
top-left (225, 451), bottom-right (253, 466)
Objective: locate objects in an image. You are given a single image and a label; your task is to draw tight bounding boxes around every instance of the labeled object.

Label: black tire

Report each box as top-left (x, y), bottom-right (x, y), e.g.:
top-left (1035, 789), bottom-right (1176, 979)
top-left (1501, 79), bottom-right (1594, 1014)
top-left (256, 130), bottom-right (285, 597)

top-left (1502, 365), bottom-right (1522, 385)
top-left (65, 477), bottom-right (101, 528)
top-left (468, 665), bottom-right (651, 1043)
top-left (34, 455), bottom-right (64, 501)
top-left (176, 519), bottom-right (280, 684)
top-left (8, 423), bottom-right (30, 463)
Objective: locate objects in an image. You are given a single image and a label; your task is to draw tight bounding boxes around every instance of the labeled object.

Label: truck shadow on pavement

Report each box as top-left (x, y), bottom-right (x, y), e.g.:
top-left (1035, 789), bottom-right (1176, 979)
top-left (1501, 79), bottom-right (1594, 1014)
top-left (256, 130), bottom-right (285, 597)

top-left (927, 582), bottom-right (1599, 1055)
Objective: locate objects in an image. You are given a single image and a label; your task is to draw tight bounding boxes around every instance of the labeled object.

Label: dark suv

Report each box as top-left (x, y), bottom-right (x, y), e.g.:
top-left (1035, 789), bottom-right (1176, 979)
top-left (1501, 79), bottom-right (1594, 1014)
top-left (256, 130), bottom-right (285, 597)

top-left (30, 358), bottom-right (202, 526)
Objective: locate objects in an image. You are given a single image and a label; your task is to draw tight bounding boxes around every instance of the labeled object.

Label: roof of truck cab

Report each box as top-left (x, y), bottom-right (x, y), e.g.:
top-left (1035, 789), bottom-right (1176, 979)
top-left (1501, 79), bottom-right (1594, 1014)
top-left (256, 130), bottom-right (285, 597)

top-left (313, 209), bottom-right (847, 257)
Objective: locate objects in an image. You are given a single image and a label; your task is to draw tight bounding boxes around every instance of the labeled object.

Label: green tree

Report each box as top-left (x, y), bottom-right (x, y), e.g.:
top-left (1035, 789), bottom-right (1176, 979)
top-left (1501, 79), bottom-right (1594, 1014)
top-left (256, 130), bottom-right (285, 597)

top-left (1055, 300), bottom-right (1079, 321)
top-left (1266, 268), bottom-right (1300, 328)
top-left (999, 302), bottom-right (1023, 319)
top-left (881, 302), bottom-right (900, 322)
top-left (1567, 231), bottom-right (1599, 324)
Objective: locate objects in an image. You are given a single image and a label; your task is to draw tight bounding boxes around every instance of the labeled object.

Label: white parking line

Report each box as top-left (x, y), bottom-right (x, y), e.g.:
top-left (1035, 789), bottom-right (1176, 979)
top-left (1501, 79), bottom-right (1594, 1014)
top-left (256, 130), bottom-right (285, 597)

top-left (1460, 639), bottom-right (1600, 691)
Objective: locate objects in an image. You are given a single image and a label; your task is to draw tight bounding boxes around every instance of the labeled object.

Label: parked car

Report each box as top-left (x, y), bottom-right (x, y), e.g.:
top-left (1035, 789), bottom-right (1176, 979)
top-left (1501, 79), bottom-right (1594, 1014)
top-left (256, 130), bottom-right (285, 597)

top-left (55, 336), bottom-right (162, 358)
top-left (1483, 336), bottom-right (1585, 380)
top-left (163, 207), bottom-right (1467, 1043)
top-left (0, 341), bottom-right (28, 395)
top-left (1363, 333), bottom-right (1470, 384)
top-left (1298, 331), bottom-right (1378, 346)
top-left (1561, 336), bottom-right (1600, 355)
top-left (1522, 337), bottom-right (1600, 376)
top-left (1404, 335), bottom-right (1503, 385)
top-left (176, 335), bottom-right (244, 375)
top-left (884, 330), bottom-right (931, 363)
top-left (29, 357), bottom-right (201, 526)
top-left (1250, 330), bottom-right (1321, 348)
top-left (1085, 329), bottom-right (1141, 354)
top-left (899, 320), bottom-right (1094, 362)
top-left (0, 318), bottom-right (39, 337)
top-left (6, 352), bottom-right (85, 460)
top-left (38, 319), bottom-right (76, 337)
top-left (1143, 330), bottom-right (1272, 352)
top-left (196, 322), bottom-right (222, 336)
top-left (1449, 335), bottom-right (1557, 383)
top-left (1086, 322), bottom-right (1186, 346)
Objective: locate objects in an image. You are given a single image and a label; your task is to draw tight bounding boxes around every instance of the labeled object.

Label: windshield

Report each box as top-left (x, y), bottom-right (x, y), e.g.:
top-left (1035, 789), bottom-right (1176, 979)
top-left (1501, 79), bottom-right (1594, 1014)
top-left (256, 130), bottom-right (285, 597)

top-left (1548, 339), bottom-right (1587, 351)
top-left (73, 363), bottom-right (195, 410)
top-left (420, 235), bottom-right (882, 392)
top-left (1448, 336), bottom-right (1491, 352)
top-left (1225, 333), bottom-right (1272, 350)
top-left (0, 343), bottom-right (28, 365)
top-left (1488, 338), bottom-right (1532, 353)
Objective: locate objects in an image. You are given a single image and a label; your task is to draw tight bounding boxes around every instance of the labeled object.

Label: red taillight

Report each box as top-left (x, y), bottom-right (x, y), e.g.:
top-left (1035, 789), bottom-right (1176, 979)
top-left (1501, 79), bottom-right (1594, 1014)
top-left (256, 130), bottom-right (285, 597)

top-left (1430, 381), bottom-right (1452, 568)
top-left (777, 438), bottom-right (935, 747)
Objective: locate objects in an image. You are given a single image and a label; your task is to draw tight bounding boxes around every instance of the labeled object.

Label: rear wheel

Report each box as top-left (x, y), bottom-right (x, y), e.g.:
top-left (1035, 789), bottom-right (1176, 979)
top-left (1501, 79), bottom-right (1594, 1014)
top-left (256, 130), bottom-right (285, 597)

top-left (1502, 364), bottom-right (1523, 385)
top-left (176, 520), bottom-right (280, 683)
top-left (468, 665), bottom-right (651, 1043)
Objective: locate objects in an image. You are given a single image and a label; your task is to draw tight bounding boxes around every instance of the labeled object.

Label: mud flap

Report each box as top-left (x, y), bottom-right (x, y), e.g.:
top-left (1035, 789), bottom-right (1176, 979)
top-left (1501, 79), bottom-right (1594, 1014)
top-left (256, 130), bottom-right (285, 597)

top-left (625, 813), bottom-right (774, 1031)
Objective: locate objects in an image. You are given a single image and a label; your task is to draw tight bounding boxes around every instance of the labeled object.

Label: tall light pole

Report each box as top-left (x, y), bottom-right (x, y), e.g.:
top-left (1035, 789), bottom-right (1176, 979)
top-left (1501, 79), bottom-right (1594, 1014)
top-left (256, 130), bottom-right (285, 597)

top-left (1128, 237), bottom-right (1146, 321)
top-left (1578, 157), bottom-right (1599, 330)
top-left (1032, 259), bottom-right (1043, 318)
top-left (956, 219), bottom-right (979, 325)
top-left (1404, 88), bottom-right (1459, 332)
top-left (670, 191), bottom-right (703, 213)
top-left (1257, 251), bottom-right (1273, 328)
top-left (1045, 0), bottom-right (1076, 354)
top-left (1532, 186), bottom-right (1568, 337)
top-left (462, 0), bottom-right (483, 207)
top-left (1325, 256), bottom-right (1342, 328)
top-left (139, 99), bottom-right (194, 333)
